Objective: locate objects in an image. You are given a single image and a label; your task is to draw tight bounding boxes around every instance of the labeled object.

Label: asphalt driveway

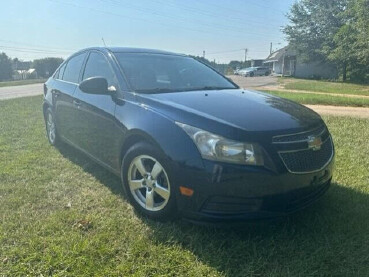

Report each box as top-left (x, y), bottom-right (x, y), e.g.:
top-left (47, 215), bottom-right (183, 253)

top-left (0, 83), bottom-right (43, 100)
top-left (227, 75), bottom-right (278, 89)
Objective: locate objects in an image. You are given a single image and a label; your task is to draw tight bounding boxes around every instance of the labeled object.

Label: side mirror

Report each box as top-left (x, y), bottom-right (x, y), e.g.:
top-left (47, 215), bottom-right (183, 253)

top-left (79, 77), bottom-right (113, 95)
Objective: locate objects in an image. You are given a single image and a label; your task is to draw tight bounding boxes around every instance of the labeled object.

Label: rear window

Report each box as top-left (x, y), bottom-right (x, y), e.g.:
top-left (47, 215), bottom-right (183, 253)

top-left (62, 53), bottom-right (87, 83)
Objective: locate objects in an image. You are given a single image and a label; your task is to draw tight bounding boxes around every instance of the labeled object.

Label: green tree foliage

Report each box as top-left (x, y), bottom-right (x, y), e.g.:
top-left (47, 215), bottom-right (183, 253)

top-left (284, 0), bottom-right (369, 82)
top-left (32, 57), bottom-right (64, 78)
top-left (0, 52), bottom-right (13, 81)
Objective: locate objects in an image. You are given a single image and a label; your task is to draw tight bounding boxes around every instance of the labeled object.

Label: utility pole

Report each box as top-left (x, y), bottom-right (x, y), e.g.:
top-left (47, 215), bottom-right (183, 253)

top-left (244, 48), bottom-right (248, 63)
top-left (270, 42), bottom-right (272, 54)
top-left (203, 50), bottom-right (205, 58)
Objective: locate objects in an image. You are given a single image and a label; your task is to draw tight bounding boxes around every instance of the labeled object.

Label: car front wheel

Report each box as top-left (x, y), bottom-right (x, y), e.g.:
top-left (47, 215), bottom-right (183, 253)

top-left (121, 142), bottom-right (177, 221)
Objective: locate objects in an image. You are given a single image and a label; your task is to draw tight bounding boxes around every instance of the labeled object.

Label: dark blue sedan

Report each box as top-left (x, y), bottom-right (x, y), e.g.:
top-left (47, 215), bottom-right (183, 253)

top-left (43, 47), bottom-right (334, 222)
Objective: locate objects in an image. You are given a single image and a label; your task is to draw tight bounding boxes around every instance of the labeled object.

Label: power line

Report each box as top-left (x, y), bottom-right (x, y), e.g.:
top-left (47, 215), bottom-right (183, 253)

top-left (100, 0), bottom-right (284, 36)
top-left (47, 0), bottom-right (283, 41)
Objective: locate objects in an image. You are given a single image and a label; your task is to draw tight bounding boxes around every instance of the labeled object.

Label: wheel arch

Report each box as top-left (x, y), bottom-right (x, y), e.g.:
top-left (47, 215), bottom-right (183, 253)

top-left (119, 129), bottom-right (165, 167)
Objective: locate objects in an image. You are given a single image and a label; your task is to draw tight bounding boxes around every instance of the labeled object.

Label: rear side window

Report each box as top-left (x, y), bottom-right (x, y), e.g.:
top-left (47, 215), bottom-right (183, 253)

top-left (55, 63), bottom-right (66, 80)
top-left (83, 52), bottom-right (117, 86)
top-left (62, 53), bottom-right (87, 83)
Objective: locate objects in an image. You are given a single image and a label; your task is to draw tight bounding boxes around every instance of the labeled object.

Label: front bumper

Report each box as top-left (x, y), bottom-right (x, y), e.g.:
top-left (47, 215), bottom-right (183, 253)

top-left (174, 157), bottom-right (334, 223)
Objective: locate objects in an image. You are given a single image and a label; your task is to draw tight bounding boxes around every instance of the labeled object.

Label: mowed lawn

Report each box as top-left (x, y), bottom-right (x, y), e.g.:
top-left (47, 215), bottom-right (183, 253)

top-left (279, 77), bottom-right (369, 96)
top-left (1, 96), bottom-right (369, 276)
top-left (262, 90), bottom-right (369, 107)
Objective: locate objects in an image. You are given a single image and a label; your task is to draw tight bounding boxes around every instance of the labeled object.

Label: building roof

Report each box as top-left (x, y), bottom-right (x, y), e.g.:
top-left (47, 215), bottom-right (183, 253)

top-left (263, 46), bottom-right (296, 63)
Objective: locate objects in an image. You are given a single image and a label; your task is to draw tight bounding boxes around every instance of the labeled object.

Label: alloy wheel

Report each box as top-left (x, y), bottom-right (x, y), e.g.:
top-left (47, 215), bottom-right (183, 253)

top-left (128, 155), bottom-right (170, 212)
top-left (46, 112), bottom-right (56, 144)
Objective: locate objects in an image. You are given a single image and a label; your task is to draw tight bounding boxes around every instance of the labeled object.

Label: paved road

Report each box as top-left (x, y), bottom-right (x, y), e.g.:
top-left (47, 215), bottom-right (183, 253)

top-left (227, 75), bottom-right (278, 89)
top-left (1, 81), bottom-right (368, 118)
top-left (0, 83), bottom-right (43, 100)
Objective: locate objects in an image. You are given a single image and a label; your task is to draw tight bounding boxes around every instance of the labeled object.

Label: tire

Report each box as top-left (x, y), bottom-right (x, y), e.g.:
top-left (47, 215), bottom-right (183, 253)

top-left (121, 142), bottom-right (177, 221)
top-left (265, 72), bottom-right (270, 76)
top-left (45, 107), bottom-right (60, 146)
top-left (250, 72), bottom-right (254, 77)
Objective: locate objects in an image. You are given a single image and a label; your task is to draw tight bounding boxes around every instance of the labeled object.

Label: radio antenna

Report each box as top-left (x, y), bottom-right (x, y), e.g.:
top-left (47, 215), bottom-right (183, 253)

top-left (102, 37), bottom-right (107, 47)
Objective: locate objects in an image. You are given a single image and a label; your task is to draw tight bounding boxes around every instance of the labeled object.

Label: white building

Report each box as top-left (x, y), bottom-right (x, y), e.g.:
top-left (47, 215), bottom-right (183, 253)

top-left (263, 46), bottom-right (338, 79)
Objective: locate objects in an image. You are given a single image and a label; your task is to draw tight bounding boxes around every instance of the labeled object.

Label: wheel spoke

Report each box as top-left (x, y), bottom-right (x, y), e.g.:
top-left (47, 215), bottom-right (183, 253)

top-left (129, 179), bottom-right (144, 191)
top-left (154, 183), bottom-right (170, 200)
top-left (134, 158), bottom-right (147, 176)
top-left (145, 189), bottom-right (154, 209)
top-left (151, 162), bottom-right (162, 179)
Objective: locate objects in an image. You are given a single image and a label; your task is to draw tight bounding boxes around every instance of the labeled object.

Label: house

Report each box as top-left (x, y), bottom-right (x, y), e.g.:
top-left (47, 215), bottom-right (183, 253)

top-left (13, 68), bottom-right (38, 80)
top-left (263, 46), bottom-right (338, 79)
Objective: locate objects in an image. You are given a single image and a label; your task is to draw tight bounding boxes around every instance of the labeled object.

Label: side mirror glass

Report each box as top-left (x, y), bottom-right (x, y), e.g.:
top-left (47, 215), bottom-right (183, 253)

top-left (79, 77), bottom-right (111, 95)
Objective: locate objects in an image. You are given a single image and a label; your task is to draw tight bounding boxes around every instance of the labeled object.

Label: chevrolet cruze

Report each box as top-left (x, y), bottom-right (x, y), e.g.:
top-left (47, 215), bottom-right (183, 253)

top-left (43, 47), bottom-right (334, 222)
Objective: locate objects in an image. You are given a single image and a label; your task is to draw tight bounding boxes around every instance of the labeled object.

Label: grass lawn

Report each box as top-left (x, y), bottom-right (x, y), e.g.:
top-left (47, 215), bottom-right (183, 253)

top-left (279, 77), bottom-right (369, 96)
top-left (263, 90), bottom-right (369, 107)
top-left (0, 79), bottom-right (46, 88)
top-left (1, 96), bottom-right (369, 276)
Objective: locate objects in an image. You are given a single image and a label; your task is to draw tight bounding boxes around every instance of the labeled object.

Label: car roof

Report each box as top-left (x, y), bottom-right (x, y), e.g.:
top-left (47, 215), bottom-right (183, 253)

top-left (74, 47), bottom-right (186, 57)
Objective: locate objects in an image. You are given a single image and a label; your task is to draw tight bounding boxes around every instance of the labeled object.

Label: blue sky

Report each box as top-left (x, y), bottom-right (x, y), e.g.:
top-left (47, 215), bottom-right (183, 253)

top-left (0, 0), bottom-right (295, 63)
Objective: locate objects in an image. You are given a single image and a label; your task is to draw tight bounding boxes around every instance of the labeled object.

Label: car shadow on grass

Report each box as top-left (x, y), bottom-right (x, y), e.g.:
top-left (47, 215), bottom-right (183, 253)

top-left (144, 183), bottom-right (369, 275)
top-left (56, 142), bottom-right (368, 276)
top-left (56, 142), bottom-right (125, 197)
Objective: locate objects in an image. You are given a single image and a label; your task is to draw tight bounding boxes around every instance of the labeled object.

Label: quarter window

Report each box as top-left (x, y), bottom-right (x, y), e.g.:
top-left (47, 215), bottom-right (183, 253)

top-left (62, 53), bottom-right (87, 83)
top-left (55, 63), bottom-right (66, 80)
top-left (83, 52), bottom-right (117, 86)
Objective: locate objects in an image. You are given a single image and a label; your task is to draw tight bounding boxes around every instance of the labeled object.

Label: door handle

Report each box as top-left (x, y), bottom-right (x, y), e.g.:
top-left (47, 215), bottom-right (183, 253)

top-left (53, 90), bottom-right (61, 97)
top-left (73, 100), bottom-right (81, 107)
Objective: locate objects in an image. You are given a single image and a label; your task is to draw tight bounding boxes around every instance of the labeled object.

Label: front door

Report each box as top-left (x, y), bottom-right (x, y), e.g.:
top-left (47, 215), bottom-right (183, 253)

top-left (73, 51), bottom-right (121, 169)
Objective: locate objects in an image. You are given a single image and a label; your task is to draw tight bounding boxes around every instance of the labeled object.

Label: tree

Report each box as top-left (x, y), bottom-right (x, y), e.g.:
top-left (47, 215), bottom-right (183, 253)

top-left (284, 0), bottom-right (369, 82)
top-left (32, 57), bottom-right (64, 78)
top-left (283, 0), bottom-right (347, 78)
top-left (0, 52), bottom-right (13, 81)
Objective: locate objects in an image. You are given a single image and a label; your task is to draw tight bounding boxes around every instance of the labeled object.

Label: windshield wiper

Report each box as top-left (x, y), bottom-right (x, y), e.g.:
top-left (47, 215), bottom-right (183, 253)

top-left (190, 86), bottom-right (236, 91)
top-left (135, 88), bottom-right (176, 94)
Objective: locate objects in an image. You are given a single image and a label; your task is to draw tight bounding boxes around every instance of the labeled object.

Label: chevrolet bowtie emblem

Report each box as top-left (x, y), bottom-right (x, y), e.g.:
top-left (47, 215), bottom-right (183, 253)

top-left (308, 136), bottom-right (322, 151)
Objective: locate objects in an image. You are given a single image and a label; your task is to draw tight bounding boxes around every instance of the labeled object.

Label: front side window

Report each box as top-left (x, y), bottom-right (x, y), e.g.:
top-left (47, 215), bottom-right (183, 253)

top-left (62, 52), bottom-right (86, 83)
top-left (83, 52), bottom-right (117, 86)
top-left (114, 53), bottom-right (237, 93)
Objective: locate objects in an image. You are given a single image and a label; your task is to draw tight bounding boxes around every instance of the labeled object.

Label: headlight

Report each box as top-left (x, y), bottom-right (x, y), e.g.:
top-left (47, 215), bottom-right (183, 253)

top-left (176, 122), bottom-right (264, 166)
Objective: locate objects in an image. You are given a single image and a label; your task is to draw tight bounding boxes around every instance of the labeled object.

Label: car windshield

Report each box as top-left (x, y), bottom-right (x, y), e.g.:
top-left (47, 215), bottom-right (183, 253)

top-left (114, 53), bottom-right (237, 93)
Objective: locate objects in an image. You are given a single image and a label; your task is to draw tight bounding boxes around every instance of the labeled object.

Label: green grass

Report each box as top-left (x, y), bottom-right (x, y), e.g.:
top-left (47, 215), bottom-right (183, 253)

top-left (263, 90), bottom-right (369, 107)
top-left (279, 77), bottom-right (369, 96)
top-left (1, 96), bottom-right (369, 276)
top-left (0, 79), bottom-right (46, 87)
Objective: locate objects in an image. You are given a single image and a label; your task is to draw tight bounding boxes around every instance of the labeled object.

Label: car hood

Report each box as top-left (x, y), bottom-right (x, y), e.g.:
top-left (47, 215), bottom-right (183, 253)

top-left (136, 89), bottom-right (322, 133)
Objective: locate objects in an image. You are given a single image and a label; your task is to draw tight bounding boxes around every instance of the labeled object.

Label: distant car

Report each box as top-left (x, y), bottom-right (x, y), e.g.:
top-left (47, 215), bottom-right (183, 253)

top-left (241, 67), bottom-right (271, 77)
top-left (43, 47), bottom-right (334, 222)
top-left (236, 68), bottom-right (248, 76)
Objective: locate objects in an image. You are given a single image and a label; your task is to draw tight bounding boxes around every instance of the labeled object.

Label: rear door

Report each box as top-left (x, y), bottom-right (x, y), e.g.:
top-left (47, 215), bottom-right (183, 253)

top-left (73, 50), bottom-right (122, 169)
top-left (53, 52), bottom-right (87, 143)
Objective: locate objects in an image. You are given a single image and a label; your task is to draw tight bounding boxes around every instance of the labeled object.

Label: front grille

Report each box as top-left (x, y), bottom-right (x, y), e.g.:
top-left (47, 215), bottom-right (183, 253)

top-left (279, 137), bottom-right (333, 173)
top-left (273, 125), bottom-right (334, 173)
top-left (273, 125), bottom-right (326, 143)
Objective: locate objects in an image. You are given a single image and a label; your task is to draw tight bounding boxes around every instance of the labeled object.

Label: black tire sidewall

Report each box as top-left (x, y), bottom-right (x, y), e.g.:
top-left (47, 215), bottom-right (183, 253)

top-left (121, 142), bottom-right (177, 221)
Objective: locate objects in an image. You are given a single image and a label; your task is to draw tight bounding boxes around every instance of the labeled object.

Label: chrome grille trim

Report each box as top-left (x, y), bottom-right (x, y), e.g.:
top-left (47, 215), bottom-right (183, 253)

top-left (272, 125), bottom-right (327, 144)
